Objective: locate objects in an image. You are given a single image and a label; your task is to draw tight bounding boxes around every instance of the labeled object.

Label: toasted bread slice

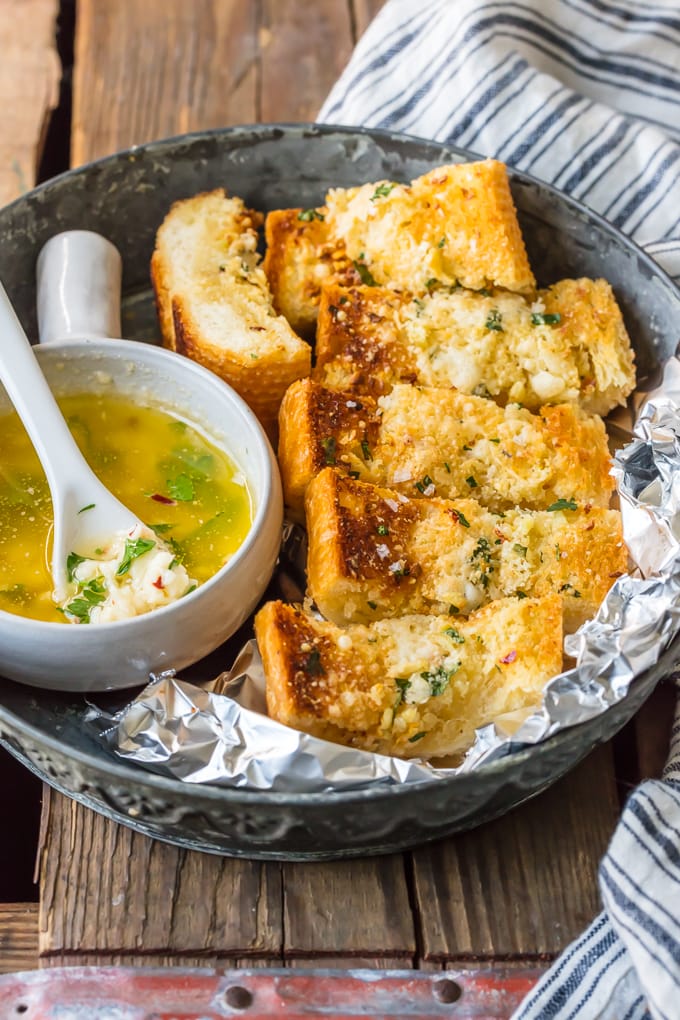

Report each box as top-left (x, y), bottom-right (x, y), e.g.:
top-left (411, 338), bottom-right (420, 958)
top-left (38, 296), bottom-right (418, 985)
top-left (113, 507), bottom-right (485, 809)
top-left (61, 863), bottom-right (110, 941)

top-left (262, 207), bottom-right (353, 340)
top-left (278, 379), bottom-right (614, 518)
top-left (305, 469), bottom-right (626, 632)
top-left (315, 278), bottom-right (635, 415)
top-left (151, 189), bottom-right (312, 438)
top-left (256, 595), bottom-right (562, 760)
top-left (325, 159), bottom-right (535, 295)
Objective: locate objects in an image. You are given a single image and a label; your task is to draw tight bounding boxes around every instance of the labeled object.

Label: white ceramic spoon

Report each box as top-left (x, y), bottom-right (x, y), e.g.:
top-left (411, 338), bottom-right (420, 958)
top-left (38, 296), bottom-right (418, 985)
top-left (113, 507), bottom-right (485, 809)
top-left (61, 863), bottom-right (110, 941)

top-left (0, 280), bottom-right (142, 600)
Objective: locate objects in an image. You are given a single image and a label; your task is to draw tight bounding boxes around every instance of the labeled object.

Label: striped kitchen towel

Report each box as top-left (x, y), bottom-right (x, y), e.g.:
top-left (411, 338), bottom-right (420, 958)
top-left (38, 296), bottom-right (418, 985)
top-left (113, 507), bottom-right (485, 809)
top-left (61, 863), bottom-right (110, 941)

top-left (317, 2), bottom-right (680, 1018)
top-left (318, 0), bottom-right (680, 286)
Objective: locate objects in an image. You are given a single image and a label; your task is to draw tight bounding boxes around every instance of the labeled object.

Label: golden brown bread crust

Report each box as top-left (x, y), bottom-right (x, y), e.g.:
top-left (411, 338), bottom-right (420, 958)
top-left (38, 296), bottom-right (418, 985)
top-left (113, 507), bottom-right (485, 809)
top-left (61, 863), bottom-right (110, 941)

top-left (263, 208), bottom-right (353, 340)
top-left (151, 189), bottom-right (311, 440)
top-left (314, 279), bottom-right (636, 414)
top-left (325, 159), bottom-right (536, 295)
top-left (255, 594), bottom-right (563, 760)
top-left (278, 379), bottom-right (614, 518)
top-left (305, 468), bottom-right (627, 632)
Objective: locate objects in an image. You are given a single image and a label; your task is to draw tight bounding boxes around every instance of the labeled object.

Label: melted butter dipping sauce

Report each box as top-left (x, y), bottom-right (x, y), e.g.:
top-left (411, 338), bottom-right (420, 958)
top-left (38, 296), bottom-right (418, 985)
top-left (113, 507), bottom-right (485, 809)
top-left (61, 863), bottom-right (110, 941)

top-left (0, 393), bottom-right (253, 623)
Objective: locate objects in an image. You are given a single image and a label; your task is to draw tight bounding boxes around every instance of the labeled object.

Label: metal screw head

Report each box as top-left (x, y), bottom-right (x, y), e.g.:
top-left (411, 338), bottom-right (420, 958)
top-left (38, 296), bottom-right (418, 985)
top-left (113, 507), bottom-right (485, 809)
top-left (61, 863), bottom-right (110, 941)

top-left (224, 985), bottom-right (253, 1010)
top-left (433, 978), bottom-right (462, 1004)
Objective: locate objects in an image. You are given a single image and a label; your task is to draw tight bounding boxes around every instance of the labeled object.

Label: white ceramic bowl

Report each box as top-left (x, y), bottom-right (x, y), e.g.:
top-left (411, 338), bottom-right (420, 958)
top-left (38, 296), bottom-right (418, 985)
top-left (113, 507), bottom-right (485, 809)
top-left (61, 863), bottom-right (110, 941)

top-left (0, 237), bottom-right (283, 692)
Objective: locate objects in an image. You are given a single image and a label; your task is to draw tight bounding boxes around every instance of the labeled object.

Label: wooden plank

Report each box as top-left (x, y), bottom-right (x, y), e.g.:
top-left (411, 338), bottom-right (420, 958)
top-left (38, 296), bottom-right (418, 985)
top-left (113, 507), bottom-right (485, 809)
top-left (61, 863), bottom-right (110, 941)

top-left (412, 745), bottom-right (620, 959)
top-left (287, 957), bottom-right (414, 970)
top-left (0, 0), bottom-right (60, 205)
top-left (71, 0), bottom-right (258, 165)
top-left (353, 0), bottom-right (387, 36)
top-left (634, 680), bottom-right (677, 781)
top-left (39, 793), bottom-right (282, 959)
top-left (282, 857), bottom-right (415, 960)
top-left (259, 0), bottom-right (355, 122)
top-left (0, 903), bottom-right (40, 973)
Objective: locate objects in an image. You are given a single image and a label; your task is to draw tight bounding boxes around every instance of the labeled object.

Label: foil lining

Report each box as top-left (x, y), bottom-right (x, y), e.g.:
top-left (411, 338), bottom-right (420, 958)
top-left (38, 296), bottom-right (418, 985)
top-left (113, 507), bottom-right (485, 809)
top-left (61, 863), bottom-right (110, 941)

top-left (87, 361), bottom-right (680, 791)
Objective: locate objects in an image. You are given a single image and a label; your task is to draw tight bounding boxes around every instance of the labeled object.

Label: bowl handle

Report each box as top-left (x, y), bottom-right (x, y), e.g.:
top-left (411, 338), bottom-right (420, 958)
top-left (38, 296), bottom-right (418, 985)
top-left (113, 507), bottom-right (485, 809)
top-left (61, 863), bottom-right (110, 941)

top-left (36, 231), bottom-right (123, 345)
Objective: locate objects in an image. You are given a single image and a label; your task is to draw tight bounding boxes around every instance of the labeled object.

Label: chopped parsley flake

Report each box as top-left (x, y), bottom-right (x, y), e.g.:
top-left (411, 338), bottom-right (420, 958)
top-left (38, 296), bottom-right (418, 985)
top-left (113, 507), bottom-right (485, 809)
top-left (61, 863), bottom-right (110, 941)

top-left (370, 182), bottom-right (395, 201)
top-left (448, 604), bottom-right (460, 615)
top-left (361, 439), bottom-right (372, 461)
top-left (298, 208), bottom-right (325, 222)
top-left (471, 536), bottom-right (494, 588)
top-left (547, 498), bottom-right (577, 512)
top-left (116, 537), bottom-right (156, 576)
top-left (452, 510), bottom-right (470, 528)
top-left (367, 600), bottom-right (378, 610)
top-left (515, 590), bottom-right (528, 599)
top-left (445, 627), bottom-right (465, 644)
top-left (485, 309), bottom-right (503, 332)
top-left (490, 437), bottom-right (500, 444)
top-left (421, 664), bottom-right (457, 696)
top-left (425, 277), bottom-right (439, 291)
top-left (443, 461), bottom-right (451, 473)
top-left (395, 677), bottom-right (410, 706)
top-left (166, 474), bottom-right (195, 502)
top-left (303, 648), bottom-right (325, 676)
top-left (78, 503), bottom-right (95, 514)
top-left (437, 236), bottom-right (446, 248)
top-left (560, 583), bottom-right (582, 598)
top-left (414, 474), bottom-right (434, 494)
top-left (376, 523), bottom-right (389, 536)
top-left (66, 552), bottom-right (86, 582)
top-left (321, 436), bottom-right (336, 465)
top-left (513, 543), bottom-right (528, 558)
top-left (409, 731), bottom-right (427, 743)
top-left (353, 258), bottom-right (378, 287)
top-left (65, 576), bottom-right (107, 623)
top-left (466, 475), bottom-right (478, 488)
top-left (531, 312), bottom-right (561, 326)
top-left (348, 470), bottom-right (361, 479)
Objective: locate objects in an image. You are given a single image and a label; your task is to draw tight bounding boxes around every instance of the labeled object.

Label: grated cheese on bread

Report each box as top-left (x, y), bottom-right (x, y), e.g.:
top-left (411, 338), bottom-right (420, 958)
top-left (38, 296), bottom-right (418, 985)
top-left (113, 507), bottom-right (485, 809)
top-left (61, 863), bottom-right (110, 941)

top-left (256, 594), bottom-right (563, 761)
top-left (315, 278), bottom-right (635, 415)
top-left (278, 379), bottom-right (614, 519)
top-left (151, 189), bottom-right (312, 438)
top-left (324, 159), bottom-right (535, 296)
top-left (305, 468), bottom-right (627, 632)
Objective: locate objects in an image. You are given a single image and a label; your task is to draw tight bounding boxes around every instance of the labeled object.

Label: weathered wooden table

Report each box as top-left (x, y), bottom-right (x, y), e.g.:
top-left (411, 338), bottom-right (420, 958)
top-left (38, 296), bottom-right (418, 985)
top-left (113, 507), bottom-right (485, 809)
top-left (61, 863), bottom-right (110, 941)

top-left (0, 1), bottom-right (675, 1008)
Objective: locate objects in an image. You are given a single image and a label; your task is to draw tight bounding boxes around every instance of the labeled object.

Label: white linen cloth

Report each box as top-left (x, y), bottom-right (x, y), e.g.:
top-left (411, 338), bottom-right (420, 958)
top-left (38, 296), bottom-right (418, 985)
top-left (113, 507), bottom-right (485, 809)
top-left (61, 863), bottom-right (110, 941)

top-left (317, 2), bottom-right (680, 1017)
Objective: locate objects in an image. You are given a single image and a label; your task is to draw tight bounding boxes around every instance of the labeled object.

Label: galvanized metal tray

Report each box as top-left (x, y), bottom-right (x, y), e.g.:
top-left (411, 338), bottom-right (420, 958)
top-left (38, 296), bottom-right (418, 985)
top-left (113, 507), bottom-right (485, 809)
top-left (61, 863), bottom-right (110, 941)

top-left (0, 124), bottom-right (678, 859)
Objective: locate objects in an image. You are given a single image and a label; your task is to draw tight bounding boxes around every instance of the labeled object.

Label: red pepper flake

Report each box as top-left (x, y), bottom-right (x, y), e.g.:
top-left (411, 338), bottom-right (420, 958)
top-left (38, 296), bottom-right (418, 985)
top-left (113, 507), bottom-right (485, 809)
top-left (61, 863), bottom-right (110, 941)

top-left (609, 571), bottom-right (624, 579)
top-left (500, 650), bottom-right (517, 664)
top-left (585, 521), bottom-right (595, 531)
top-left (493, 527), bottom-right (507, 542)
top-left (151, 493), bottom-right (176, 505)
top-left (152, 576), bottom-right (164, 589)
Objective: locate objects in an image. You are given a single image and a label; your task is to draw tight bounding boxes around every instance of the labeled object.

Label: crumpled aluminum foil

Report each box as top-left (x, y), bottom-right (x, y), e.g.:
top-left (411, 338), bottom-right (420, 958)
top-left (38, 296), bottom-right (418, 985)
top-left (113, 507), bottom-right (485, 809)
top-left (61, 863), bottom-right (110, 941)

top-left (86, 361), bottom-right (680, 791)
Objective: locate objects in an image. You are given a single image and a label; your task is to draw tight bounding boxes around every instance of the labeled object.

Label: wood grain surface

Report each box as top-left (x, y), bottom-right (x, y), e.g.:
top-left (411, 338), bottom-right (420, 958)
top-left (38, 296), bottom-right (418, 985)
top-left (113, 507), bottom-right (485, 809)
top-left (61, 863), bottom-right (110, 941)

top-left (0, 904), bottom-right (40, 974)
top-left (412, 745), bottom-right (619, 960)
top-left (0, 0), bottom-right (60, 205)
top-left (71, 0), bottom-right (363, 166)
top-left (0, 0), bottom-right (672, 982)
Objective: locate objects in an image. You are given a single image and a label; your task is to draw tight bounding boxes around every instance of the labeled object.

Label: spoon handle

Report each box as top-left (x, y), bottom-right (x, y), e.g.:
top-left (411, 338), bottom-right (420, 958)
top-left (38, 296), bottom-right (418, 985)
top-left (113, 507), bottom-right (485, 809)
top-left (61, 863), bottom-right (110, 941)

top-left (36, 231), bottom-right (122, 345)
top-left (0, 282), bottom-right (137, 596)
top-left (0, 282), bottom-right (80, 502)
